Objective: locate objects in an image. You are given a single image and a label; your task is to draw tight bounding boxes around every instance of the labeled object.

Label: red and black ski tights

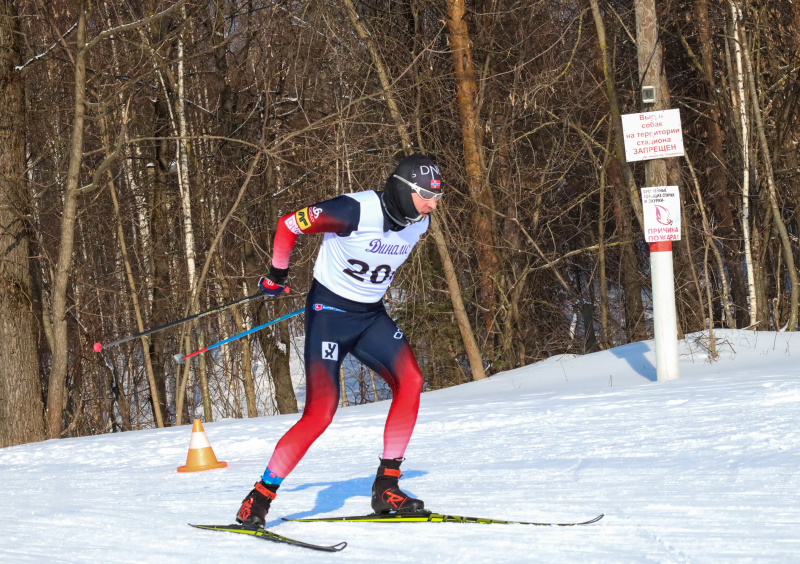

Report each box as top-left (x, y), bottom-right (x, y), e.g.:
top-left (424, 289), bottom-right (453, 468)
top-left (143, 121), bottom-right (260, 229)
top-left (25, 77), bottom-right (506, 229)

top-left (265, 281), bottom-right (423, 479)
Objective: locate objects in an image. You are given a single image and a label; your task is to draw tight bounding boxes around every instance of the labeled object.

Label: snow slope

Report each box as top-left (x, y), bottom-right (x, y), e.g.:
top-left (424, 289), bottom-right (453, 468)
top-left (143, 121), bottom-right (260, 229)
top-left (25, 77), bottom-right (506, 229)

top-left (2, 330), bottom-right (799, 563)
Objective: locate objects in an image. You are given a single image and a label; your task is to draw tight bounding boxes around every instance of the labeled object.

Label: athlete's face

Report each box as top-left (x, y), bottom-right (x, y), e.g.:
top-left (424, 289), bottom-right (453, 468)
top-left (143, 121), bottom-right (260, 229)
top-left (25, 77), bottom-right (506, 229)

top-left (411, 191), bottom-right (439, 216)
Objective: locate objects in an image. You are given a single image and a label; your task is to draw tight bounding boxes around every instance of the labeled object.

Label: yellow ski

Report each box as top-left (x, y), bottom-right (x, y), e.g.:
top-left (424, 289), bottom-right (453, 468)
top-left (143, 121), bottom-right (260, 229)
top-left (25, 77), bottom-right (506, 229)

top-left (282, 512), bottom-right (604, 526)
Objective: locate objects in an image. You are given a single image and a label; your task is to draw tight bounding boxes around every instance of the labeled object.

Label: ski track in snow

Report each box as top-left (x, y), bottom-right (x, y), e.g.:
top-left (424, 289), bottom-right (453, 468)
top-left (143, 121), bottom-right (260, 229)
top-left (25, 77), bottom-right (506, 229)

top-left (1, 330), bottom-right (799, 563)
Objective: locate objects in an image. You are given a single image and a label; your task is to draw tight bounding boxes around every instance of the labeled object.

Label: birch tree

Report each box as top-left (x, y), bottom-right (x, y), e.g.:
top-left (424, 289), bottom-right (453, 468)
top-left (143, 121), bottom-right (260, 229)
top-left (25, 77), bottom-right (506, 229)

top-left (734, 4), bottom-right (799, 331)
top-left (727, 0), bottom-right (758, 326)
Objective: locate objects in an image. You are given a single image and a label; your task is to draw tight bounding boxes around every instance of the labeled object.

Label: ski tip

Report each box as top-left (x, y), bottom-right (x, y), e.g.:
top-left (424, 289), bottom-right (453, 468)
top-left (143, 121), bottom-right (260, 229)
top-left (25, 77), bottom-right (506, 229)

top-left (189, 523), bottom-right (347, 552)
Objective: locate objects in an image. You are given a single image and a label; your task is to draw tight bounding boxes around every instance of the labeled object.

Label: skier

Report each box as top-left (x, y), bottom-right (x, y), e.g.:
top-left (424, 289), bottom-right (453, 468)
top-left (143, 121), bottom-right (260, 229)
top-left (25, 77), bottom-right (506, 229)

top-left (235, 153), bottom-right (443, 527)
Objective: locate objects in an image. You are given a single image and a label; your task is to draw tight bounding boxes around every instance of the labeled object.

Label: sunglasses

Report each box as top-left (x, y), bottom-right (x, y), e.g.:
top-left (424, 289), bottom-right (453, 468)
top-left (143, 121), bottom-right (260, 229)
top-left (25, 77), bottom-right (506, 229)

top-left (393, 175), bottom-right (443, 201)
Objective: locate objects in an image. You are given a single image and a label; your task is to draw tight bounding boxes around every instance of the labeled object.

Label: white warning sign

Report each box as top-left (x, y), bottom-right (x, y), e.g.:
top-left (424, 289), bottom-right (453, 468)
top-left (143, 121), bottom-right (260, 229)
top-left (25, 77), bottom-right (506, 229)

top-left (622, 109), bottom-right (685, 162)
top-left (641, 186), bottom-right (681, 243)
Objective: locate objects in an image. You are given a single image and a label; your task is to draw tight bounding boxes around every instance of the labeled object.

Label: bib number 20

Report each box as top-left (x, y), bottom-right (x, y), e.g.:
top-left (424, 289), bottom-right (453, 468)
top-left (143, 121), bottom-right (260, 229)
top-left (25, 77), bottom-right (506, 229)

top-left (343, 259), bottom-right (394, 284)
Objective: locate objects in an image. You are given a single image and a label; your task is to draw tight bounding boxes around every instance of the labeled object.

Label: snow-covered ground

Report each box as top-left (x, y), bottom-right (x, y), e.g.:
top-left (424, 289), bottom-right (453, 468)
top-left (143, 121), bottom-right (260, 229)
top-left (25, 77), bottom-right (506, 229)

top-left (2, 330), bottom-right (799, 563)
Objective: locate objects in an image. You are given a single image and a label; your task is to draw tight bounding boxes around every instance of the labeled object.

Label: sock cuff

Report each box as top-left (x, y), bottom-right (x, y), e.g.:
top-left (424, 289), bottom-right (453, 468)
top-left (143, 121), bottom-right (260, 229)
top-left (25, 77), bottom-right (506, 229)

top-left (262, 467), bottom-right (284, 485)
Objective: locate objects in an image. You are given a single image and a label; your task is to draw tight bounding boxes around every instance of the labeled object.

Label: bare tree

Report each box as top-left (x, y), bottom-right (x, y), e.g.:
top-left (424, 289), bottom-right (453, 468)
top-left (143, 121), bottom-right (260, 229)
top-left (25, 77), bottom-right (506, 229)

top-left (445, 0), bottom-right (502, 344)
top-left (5, 0), bottom-right (799, 444)
top-left (45, 0), bottom-right (184, 437)
top-left (0, 0), bottom-right (46, 447)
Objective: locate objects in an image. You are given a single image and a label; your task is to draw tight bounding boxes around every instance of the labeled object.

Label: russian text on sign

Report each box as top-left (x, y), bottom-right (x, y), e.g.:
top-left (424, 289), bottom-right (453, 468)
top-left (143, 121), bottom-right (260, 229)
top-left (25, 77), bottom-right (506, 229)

top-left (621, 109), bottom-right (685, 162)
top-left (641, 186), bottom-right (682, 243)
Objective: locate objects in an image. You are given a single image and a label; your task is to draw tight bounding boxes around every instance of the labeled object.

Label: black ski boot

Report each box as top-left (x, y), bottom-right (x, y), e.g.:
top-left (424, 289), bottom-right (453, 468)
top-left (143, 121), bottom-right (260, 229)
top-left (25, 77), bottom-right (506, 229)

top-left (236, 481), bottom-right (279, 528)
top-left (371, 458), bottom-right (425, 514)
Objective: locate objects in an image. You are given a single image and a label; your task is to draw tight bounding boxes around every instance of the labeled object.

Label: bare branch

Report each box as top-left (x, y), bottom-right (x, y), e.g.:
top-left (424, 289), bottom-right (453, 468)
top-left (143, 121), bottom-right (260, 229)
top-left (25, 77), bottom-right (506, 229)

top-left (15, 22), bottom-right (77, 72)
top-left (84, 0), bottom-right (188, 51)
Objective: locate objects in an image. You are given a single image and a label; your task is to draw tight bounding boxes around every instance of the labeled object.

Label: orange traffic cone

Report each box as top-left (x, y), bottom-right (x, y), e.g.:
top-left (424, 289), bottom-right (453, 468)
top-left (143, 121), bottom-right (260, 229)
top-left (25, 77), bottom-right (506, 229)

top-left (177, 419), bottom-right (228, 472)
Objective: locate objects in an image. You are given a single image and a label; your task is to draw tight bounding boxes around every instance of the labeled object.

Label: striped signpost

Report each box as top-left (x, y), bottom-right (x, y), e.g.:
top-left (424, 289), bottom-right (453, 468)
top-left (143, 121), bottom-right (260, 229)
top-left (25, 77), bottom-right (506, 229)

top-left (623, 110), bottom-right (684, 382)
top-left (641, 187), bottom-right (681, 382)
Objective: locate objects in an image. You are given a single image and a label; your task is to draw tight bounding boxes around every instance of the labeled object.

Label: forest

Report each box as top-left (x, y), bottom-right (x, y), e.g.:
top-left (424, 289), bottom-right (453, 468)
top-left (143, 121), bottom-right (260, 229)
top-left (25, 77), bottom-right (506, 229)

top-left (1, 0), bottom-right (798, 446)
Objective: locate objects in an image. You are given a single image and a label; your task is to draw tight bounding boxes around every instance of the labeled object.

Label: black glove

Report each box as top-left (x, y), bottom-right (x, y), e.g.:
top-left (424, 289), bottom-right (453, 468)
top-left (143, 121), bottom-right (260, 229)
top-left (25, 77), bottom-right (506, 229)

top-left (258, 267), bottom-right (288, 297)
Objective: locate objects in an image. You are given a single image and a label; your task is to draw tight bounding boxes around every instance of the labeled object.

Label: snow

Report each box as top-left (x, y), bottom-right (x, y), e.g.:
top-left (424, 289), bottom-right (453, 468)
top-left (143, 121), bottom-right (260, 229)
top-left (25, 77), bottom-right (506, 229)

top-left (2, 329), bottom-right (799, 562)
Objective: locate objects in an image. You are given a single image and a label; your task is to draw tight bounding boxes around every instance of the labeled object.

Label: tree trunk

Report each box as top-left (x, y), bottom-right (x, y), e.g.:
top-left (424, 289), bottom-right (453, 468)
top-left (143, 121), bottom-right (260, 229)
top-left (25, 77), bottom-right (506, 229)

top-left (588, 0), bottom-right (645, 229)
top-left (749, 202), bottom-right (772, 328)
top-left (430, 215), bottom-right (486, 379)
top-left (258, 297), bottom-right (297, 415)
top-left (736, 11), bottom-right (799, 330)
top-left (147, 119), bottom-right (172, 425)
top-left (0, 0), bottom-right (46, 447)
top-left (679, 207), bottom-right (706, 333)
top-left (635, 0), bottom-right (668, 188)
top-left (142, 8), bottom-right (176, 427)
top-left (587, 13), bottom-right (648, 344)
top-left (792, 1), bottom-right (800, 55)
top-left (239, 302), bottom-right (257, 417)
top-left (685, 155), bottom-right (736, 328)
top-left (343, 0), bottom-right (485, 379)
top-left (727, 1), bottom-right (758, 325)
top-left (47, 7), bottom-right (88, 438)
top-left (213, 254), bottom-right (257, 417)
top-left (244, 164), bottom-right (297, 414)
top-left (172, 11), bottom-right (209, 424)
top-left (100, 111), bottom-right (165, 429)
top-left (620, 229), bottom-right (647, 342)
top-left (597, 142), bottom-right (611, 349)
top-left (703, 239), bottom-right (718, 356)
top-left (694, 0), bottom-right (746, 326)
top-left (695, 0), bottom-right (740, 286)
top-left (445, 0), bottom-right (501, 342)
top-left (610, 161), bottom-right (648, 342)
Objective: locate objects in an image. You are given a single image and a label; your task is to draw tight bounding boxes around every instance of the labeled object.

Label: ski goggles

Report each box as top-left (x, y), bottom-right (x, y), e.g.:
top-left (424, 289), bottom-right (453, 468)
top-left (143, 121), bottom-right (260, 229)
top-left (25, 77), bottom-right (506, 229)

top-left (393, 174), bottom-right (443, 201)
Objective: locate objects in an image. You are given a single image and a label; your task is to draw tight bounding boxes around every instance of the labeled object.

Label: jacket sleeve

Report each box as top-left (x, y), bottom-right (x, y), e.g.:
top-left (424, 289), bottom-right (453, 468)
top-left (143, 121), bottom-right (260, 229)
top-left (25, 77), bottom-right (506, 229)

top-left (271, 195), bottom-right (361, 269)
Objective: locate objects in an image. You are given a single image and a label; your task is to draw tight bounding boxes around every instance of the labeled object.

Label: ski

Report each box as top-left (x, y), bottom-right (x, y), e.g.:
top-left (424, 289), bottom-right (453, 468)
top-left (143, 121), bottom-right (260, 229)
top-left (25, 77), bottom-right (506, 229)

top-left (189, 523), bottom-right (347, 552)
top-left (283, 512), bottom-right (604, 527)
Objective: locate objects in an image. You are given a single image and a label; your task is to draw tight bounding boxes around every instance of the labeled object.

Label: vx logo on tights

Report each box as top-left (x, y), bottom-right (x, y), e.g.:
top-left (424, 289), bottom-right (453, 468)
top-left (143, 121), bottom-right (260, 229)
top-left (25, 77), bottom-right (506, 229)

top-left (393, 329), bottom-right (404, 340)
top-left (322, 341), bottom-right (338, 361)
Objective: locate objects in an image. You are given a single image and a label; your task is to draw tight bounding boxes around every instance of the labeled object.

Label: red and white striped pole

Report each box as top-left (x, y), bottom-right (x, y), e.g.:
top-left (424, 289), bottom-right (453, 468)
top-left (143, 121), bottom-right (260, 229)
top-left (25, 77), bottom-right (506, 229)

top-left (649, 240), bottom-right (679, 381)
top-left (631, 0), bottom-right (682, 382)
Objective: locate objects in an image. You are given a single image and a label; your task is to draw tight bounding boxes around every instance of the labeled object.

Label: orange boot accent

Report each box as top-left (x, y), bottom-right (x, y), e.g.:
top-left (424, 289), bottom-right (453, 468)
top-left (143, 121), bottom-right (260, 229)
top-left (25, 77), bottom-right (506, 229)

top-left (177, 419), bottom-right (228, 472)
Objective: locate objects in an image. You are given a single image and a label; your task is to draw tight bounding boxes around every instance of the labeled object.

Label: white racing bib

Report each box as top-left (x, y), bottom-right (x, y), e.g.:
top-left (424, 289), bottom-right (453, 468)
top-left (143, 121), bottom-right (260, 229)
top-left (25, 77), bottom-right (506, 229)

top-left (313, 191), bottom-right (428, 302)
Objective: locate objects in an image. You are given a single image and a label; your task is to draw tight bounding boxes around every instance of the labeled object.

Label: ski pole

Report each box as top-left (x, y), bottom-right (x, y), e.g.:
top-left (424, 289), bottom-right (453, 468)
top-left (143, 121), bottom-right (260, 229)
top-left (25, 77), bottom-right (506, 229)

top-left (93, 288), bottom-right (288, 353)
top-left (173, 307), bottom-right (305, 364)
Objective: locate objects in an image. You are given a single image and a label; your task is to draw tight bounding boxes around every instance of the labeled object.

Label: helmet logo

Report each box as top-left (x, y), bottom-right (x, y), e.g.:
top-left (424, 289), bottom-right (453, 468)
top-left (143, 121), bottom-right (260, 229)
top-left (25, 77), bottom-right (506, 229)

top-left (415, 164), bottom-right (440, 178)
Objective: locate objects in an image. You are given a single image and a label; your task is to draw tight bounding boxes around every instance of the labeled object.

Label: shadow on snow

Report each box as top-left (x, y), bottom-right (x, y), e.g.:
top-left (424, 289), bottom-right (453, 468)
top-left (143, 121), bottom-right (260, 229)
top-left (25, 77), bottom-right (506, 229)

top-left (609, 341), bottom-right (657, 382)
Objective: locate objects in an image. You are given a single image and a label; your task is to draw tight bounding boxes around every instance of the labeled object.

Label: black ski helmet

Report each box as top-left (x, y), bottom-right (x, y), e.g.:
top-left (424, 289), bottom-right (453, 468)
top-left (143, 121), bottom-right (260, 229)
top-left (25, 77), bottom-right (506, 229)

top-left (382, 153), bottom-right (442, 226)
